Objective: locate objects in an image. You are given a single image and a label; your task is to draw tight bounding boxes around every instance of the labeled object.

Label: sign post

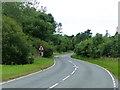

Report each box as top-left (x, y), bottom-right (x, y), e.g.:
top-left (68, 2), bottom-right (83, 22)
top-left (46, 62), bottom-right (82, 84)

top-left (39, 45), bottom-right (44, 57)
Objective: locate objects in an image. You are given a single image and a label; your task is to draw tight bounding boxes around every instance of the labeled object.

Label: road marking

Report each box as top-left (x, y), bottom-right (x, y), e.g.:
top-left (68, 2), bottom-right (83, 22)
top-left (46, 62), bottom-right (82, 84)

top-left (76, 66), bottom-right (79, 69)
top-left (0, 59), bottom-right (56, 85)
top-left (42, 60), bottom-right (56, 71)
top-left (73, 65), bottom-right (76, 67)
top-left (62, 75), bottom-right (70, 81)
top-left (69, 60), bottom-right (77, 68)
top-left (71, 70), bottom-right (75, 75)
top-left (48, 60), bottom-right (76, 89)
top-left (69, 61), bottom-right (72, 63)
top-left (75, 67), bottom-right (77, 71)
top-left (104, 68), bottom-right (116, 88)
top-left (68, 60), bottom-right (78, 75)
top-left (49, 83), bottom-right (59, 89)
top-left (95, 64), bottom-right (117, 88)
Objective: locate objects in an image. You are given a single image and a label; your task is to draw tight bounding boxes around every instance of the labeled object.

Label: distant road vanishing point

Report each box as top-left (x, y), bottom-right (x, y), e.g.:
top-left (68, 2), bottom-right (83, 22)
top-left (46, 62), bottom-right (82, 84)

top-left (1, 54), bottom-right (118, 90)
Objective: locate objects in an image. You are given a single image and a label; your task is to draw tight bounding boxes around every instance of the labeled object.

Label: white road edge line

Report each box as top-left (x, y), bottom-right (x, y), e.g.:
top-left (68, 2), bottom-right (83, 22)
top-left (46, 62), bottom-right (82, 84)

top-left (104, 68), bottom-right (116, 88)
top-left (0, 59), bottom-right (56, 85)
top-left (95, 64), bottom-right (117, 88)
top-left (62, 75), bottom-right (70, 81)
top-left (75, 58), bottom-right (117, 88)
top-left (49, 83), bottom-right (59, 89)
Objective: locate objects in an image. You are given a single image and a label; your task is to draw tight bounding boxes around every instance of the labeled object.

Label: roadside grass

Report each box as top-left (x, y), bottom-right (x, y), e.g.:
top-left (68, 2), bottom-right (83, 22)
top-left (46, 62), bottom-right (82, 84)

top-left (0, 65), bottom-right (2, 82)
top-left (71, 54), bottom-right (119, 80)
top-left (2, 57), bottom-right (54, 82)
top-left (2, 51), bottom-right (73, 82)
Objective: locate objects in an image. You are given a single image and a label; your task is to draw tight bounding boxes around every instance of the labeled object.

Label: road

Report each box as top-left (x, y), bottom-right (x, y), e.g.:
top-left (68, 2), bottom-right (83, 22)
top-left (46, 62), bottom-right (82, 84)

top-left (1, 54), bottom-right (118, 90)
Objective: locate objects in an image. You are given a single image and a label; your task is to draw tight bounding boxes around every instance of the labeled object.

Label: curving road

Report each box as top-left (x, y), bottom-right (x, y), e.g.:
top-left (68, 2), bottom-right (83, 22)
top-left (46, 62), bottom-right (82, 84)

top-left (1, 54), bottom-right (118, 89)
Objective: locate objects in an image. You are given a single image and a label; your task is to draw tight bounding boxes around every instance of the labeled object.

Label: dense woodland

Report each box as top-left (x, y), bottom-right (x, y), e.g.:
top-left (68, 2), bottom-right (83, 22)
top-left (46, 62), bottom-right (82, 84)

top-left (2, 2), bottom-right (120, 65)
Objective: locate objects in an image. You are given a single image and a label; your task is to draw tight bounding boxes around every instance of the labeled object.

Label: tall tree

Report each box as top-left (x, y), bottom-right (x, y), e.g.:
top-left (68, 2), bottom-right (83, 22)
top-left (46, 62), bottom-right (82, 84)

top-left (2, 15), bottom-right (33, 65)
top-left (74, 29), bottom-right (92, 44)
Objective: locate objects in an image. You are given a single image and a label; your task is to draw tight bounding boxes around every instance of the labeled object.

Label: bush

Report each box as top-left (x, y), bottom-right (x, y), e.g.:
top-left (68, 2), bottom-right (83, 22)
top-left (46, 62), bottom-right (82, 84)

top-left (75, 34), bottom-right (120, 58)
top-left (43, 45), bottom-right (53, 57)
top-left (75, 39), bottom-right (93, 57)
top-left (38, 41), bottom-right (54, 57)
top-left (101, 35), bottom-right (120, 57)
top-left (2, 15), bottom-right (34, 65)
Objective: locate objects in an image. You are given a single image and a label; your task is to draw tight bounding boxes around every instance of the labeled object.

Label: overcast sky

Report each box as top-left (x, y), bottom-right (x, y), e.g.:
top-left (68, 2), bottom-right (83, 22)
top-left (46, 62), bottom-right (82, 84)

top-left (38, 0), bottom-right (119, 36)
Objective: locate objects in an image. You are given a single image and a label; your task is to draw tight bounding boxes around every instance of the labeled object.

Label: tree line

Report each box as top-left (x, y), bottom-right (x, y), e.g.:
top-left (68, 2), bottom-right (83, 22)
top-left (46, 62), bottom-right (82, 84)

top-left (2, 2), bottom-right (74, 65)
top-left (2, 2), bottom-right (119, 65)
top-left (74, 30), bottom-right (120, 58)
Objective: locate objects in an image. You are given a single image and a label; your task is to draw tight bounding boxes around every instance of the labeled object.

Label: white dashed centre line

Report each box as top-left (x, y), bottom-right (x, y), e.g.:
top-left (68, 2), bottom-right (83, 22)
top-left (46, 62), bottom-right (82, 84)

top-left (62, 75), bottom-right (70, 81)
top-left (48, 60), bottom-right (78, 89)
top-left (49, 83), bottom-right (59, 89)
top-left (71, 70), bottom-right (75, 75)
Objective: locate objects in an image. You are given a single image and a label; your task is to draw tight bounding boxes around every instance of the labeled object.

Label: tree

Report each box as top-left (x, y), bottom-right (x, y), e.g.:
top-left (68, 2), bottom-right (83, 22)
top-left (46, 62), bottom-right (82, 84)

top-left (75, 38), bottom-right (93, 57)
top-left (101, 32), bottom-right (120, 58)
top-left (51, 34), bottom-right (73, 52)
top-left (75, 32), bottom-right (120, 58)
top-left (74, 29), bottom-right (92, 44)
top-left (2, 15), bottom-right (34, 65)
top-left (22, 11), bottom-right (56, 41)
top-left (56, 22), bottom-right (62, 33)
top-left (2, 2), bottom-right (56, 42)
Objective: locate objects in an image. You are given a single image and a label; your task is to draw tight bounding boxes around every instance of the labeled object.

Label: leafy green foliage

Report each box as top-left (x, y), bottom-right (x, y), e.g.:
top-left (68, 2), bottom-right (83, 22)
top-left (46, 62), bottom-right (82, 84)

top-left (39, 41), bottom-right (54, 57)
top-left (101, 35), bottom-right (120, 57)
top-left (51, 34), bottom-right (74, 53)
top-left (2, 2), bottom-right (23, 23)
top-left (2, 2), bottom-right (56, 41)
top-left (75, 33), bottom-right (120, 58)
top-left (73, 29), bottom-right (92, 45)
top-left (2, 15), bottom-right (33, 65)
top-left (2, 2), bottom-right (59, 65)
top-left (4, 2), bottom-right (119, 66)
top-left (43, 45), bottom-right (53, 57)
top-left (75, 38), bottom-right (93, 57)
top-left (22, 12), bottom-right (56, 41)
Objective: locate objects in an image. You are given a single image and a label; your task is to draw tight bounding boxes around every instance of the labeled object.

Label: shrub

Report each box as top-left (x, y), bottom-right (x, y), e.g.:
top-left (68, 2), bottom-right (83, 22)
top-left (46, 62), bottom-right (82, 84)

top-left (75, 39), bottom-right (93, 57)
top-left (101, 35), bottom-right (120, 57)
top-left (43, 45), bottom-right (53, 57)
top-left (75, 34), bottom-right (120, 58)
top-left (39, 41), bottom-right (54, 57)
top-left (2, 15), bottom-right (34, 65)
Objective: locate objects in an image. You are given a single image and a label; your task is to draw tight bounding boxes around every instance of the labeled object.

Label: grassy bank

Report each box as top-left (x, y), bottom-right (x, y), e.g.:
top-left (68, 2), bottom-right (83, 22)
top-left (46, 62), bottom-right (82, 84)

top-left (2, 57), bottom-right (54, 82)
top-left (2, 52), bottom-right (72, 82)
top-left (71, 54), bottom-right (119, 80)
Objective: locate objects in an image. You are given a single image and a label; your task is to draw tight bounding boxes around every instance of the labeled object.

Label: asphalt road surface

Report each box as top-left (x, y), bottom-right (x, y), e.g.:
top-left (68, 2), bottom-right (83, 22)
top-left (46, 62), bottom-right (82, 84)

top-left (1, 54), bottom-right (118, 89)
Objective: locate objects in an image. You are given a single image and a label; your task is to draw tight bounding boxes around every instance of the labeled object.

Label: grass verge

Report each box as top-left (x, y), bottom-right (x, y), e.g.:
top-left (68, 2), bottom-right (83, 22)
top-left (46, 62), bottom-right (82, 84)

top-left (2, 57), bottom-right (54, 82)
top-left (71, 54), bottom-right (119, 80)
